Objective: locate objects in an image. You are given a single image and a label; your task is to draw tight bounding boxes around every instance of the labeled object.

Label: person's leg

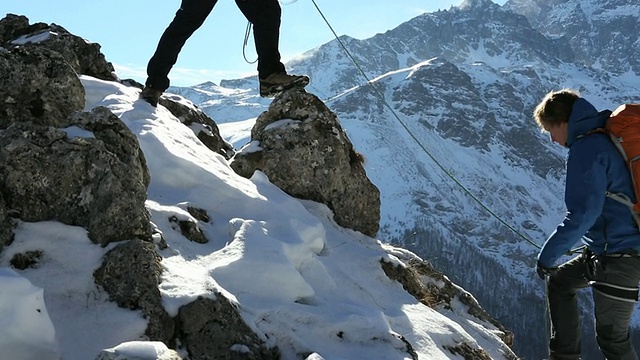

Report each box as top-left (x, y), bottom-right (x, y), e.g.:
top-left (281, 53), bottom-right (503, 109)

top-left (234, 0), bottom-right (285, 78)
top-left (546, 255), bottom-right (590, 359)
top-left (592, 257), bottom-right (640, 360)
top-left (146, 0), bottom-right (218, 91)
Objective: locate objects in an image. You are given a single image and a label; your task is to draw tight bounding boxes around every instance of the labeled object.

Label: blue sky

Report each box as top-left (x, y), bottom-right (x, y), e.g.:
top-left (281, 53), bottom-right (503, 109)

top-left (5, 0), bottom-right (506, 86)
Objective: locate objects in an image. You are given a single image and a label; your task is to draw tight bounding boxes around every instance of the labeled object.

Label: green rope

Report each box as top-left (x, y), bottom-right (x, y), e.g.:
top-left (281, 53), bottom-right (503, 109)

top-left (309, 0), bottom-right (546, 250)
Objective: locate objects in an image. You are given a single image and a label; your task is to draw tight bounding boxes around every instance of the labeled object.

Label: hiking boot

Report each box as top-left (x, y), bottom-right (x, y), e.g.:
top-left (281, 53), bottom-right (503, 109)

top-left (140, 86), bottom-right (163, 107)
top-left (259, 72), bottom-right (310, 97)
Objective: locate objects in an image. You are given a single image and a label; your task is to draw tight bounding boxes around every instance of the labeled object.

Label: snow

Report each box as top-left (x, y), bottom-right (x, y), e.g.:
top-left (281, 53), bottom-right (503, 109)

top-left (100, 341), bottom-right (176, 360)
top-left (11, 31), bottom-right (56, 45)
top-left (218, 117), bottom-right (255, 147)
top-left (0, 221), bottom-right (147, 359)
top-left (0, 76), bottom-right (515, 359)
top-left (60, 125), bottom-right (95, 139)
top-left (592, 4), bottom-right (640, 20)
top-left (0, 268), bottom-right (59, 360)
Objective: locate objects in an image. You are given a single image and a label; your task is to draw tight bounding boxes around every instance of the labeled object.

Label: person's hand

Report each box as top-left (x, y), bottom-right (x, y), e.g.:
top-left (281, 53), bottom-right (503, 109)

top-left (536, 261), bottom-right (557, 280)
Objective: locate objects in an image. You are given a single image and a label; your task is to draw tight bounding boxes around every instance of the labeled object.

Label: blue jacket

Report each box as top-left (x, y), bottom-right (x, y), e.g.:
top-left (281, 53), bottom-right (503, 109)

top-left (537, 98), bottom-right (640, 267)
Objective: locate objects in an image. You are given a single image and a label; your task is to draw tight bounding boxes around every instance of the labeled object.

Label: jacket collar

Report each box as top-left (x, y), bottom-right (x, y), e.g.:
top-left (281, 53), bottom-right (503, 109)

top-left (566, 98), bottom-right (611, 147)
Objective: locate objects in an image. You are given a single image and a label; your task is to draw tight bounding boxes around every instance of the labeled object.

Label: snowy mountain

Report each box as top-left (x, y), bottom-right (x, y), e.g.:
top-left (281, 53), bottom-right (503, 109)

top-left (167, 0), bottom-right (640, 358)
top-left (504, 0), bottom-right (640, 76)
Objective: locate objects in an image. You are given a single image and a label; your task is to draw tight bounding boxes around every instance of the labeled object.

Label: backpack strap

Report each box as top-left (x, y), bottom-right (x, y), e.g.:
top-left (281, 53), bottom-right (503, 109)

top-left (583, 126), bottom-right (640, 230)
top-left (606, 191), bottom-right (640, 231)
top-left (586, 128), bottom-right (606, 135)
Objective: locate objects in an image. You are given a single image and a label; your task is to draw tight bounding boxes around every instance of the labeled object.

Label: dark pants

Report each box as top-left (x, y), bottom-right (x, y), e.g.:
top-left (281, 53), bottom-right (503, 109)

top-left (546, 254), bottom-right (640, 360)
top-left (146, 0), bottom-right (286, 90)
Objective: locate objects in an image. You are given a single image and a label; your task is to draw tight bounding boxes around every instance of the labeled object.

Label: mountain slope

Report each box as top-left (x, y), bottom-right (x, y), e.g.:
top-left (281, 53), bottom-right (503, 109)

top-left (0, 74), bottom-right (518, 360)
top-left (171, 0), bottom-right (640, 358)
top-left (505, 0), bottom-right (640, 75)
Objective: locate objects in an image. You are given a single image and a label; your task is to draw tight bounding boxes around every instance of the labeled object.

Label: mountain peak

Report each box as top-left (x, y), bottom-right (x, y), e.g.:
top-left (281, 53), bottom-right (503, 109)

top-left (193, 80), bottom-right (219, 89)
top-left (458, 0), bottom-right (499, 10)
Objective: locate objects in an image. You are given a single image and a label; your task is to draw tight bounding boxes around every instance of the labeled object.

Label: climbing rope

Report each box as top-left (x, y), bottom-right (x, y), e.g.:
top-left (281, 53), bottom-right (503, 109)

top-left (243, 0), bottom-right (298, 64)
top-left (310, 0), bottom-right (585, 255)
top-left (242, 22), bottom-right (258, 64)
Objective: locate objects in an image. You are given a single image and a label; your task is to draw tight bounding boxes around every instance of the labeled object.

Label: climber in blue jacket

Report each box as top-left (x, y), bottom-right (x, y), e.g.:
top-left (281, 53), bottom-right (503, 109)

top-left (534, 89), bottom-right (640, 360)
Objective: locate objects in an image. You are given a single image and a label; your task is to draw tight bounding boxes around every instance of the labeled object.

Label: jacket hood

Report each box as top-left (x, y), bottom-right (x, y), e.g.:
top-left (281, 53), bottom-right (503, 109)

top-left (566, 98), bottom-right (611, 147)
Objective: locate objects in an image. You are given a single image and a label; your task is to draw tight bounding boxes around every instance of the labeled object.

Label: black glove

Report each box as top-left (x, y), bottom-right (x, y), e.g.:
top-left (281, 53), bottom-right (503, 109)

top-left (536, 261), bottom-right (557, 280)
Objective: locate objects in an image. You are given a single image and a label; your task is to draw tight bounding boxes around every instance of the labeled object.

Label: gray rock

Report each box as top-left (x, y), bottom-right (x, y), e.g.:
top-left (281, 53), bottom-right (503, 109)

top-left (93, 239), bottom-right (175, 345)
top-left (0, 14), bottom-right (47, 44)
top-left (176, 296), bottom-right (279, 360)
top-left (0, 192), bottom-right (15, 252)
top-left (381, 257), bottom-right (515, 353)
top-left (70, 107), bottom-right (151, 188)
top-left (0, 45), bottom-right (85, 128)
top-left (160, 95), bottom-right (235, 159)
top-left (187, 206), bottom-right (210, 223)
top-left (231, 88), bottom-right (380, 237)
top-left (168, 215), bottom-right (208, 244)
top-left (0, 14), bottom-right (116, 81)
top-left (0, 107), bottom-right (152, 246)
top-left (9, 250), bottom-right (43, 270)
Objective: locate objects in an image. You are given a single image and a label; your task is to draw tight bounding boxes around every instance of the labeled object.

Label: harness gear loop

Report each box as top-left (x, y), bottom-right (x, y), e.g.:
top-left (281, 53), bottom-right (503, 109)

top-left (583, 248), bottom-right (639, 302)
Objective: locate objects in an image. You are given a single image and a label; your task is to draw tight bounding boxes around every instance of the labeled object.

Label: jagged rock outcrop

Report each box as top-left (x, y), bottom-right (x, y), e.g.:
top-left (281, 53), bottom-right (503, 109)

top-left (0, 17), bottom-right (151, 247)
top-left (381, 257), bottom-right (517, 360)
top-left (176, 296), bottom-right (279, 359)
top-left (230, 88), bottom-right (381, 237)
top-left (1, 13), bottom-right (231, 162)
top-left (159, 94), bottom-right (235, 159)
top-left (0, 14), bottom-right (116, 81)
top-left (0, 45), bottom-right (85, 128)
top-left (94, 239), bottom-right (174, 345)
top-left (0, 106), bottom-right (152, 246)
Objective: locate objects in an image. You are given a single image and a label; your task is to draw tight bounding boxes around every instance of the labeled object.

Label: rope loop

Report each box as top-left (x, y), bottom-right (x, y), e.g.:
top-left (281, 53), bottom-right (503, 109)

top-left (242, 22), bottom-right (258, 64)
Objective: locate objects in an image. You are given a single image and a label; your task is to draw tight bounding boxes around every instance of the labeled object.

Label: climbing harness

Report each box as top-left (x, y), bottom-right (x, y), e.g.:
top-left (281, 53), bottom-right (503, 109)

top-left (591, 281), bottom-right (640, 302)
top-left (584, 249), bottom-right (640, 302)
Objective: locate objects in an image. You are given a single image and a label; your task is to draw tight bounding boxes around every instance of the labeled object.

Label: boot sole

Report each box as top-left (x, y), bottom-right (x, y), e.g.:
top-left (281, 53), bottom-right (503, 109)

top-left (260, 77), bottom-right (310, 97)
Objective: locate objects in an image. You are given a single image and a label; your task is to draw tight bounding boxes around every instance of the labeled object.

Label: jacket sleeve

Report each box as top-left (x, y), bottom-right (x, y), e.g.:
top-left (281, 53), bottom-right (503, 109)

top-left (537, 142), bottom-right (607, 267)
